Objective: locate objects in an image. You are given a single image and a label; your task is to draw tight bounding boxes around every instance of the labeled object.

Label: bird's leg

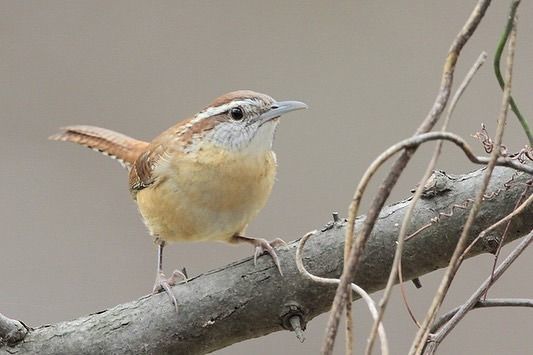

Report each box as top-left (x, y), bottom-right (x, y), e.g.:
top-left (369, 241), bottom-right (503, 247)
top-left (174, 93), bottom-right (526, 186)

top-left (152, 239), bottom-right (187, 312)
top-left (232, 235), bottom-right (287, 276)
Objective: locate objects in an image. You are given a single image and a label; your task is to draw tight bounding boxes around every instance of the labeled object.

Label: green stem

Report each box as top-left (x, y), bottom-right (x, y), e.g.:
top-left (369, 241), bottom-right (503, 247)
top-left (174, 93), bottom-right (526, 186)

top-left (493, 0), bottom-right (532, 145)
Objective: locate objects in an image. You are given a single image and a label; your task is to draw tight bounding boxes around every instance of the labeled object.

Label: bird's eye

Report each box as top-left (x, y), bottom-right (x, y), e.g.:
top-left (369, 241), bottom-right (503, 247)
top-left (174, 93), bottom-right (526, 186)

top-left (229, 107), bottom-right (244, 121)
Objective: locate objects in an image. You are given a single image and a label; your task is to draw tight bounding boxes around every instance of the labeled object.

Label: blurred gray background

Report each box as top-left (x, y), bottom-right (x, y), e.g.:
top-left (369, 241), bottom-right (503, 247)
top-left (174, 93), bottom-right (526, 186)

top-left (1, 1), bottom-right (532, 354)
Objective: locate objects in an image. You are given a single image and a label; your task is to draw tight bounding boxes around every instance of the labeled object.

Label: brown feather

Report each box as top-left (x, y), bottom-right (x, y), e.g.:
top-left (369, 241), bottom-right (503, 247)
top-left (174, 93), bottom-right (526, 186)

top-left (206, 90), bottom-right (273, 108)
top-left (49, 125), bottom-right (149, 167)
top-left (129, 145), bottom-right (166, 193)
top-left (128, 115), bottom-right (220, 196)
top-left (128, 120), bottom-right (189, 195)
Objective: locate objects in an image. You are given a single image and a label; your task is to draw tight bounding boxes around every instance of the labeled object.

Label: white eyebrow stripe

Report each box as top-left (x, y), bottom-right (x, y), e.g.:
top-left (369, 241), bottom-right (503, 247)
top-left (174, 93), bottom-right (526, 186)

top-left (193, 99), bottom-right (258, 122)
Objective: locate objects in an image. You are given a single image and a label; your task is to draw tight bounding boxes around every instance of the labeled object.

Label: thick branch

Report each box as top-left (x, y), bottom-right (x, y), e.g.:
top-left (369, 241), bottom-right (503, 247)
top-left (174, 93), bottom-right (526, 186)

top-left (1, 166), bottom-right (531, 354)
top-left (0, 314), bottom-right (27, 346)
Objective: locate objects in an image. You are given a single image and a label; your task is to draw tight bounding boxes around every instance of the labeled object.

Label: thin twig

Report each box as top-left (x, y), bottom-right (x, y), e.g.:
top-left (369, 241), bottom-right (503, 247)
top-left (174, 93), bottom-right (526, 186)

top-left (423, 230), bottom-right (533, 354)
top-left (397, 256), bottom-right (421, 328)
top-left (328, 130), bottom-right (530, 354)
top-left (493, 0), bottom-right (531, 144)
top-left (321, 2), bottom-right (493, 352)
top-left (485, 188), bottom-right (532, 299)
top-left (345, 293), bottom-right (353, 355)
top-left (295, 231), bottom-right (389, 355)
top-left (430, 298), bottom-right (533, 336)
top-left (461, 182), bottom-right (532, 258)
top-left (344, 218), bottom-right (354, 354)
top-left (409, 11), bottom-right (518, 354)
top-left (365, 52), bottom-right (487, 355)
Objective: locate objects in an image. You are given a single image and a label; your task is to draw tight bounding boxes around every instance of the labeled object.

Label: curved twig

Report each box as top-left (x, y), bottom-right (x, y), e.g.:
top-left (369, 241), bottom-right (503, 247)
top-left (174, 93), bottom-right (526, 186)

top-left (295, 231), bottom-right (389, 355)
top-left (322, 2), bottom-right (493, 352)
top-left (409, 11), bottom-right (518, 354)
top-left (365, 52), bottom-right (487, 355)
top-left (493, 0), bottom-right (531, 144)
top-left (397, 256), bottom-right (421, 328)
top-left (461, 182), bottom-right (532, 259)
top-left (430, 298), bottom-right (533, 336)
top-left (485, 185), bottom-right (532, 299)
top-left (423, 231), bottom-right (533, 354)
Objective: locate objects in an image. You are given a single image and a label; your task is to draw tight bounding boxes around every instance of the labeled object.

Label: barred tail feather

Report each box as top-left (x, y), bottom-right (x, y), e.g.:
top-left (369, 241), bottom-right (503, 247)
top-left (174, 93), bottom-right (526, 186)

top-left (49, 125), bottom-right (149, 168)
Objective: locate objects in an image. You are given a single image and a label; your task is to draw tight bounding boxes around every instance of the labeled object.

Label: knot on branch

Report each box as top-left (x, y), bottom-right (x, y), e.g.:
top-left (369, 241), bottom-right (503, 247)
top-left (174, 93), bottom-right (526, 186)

top-left (280, 302), bottom-right (308, 343)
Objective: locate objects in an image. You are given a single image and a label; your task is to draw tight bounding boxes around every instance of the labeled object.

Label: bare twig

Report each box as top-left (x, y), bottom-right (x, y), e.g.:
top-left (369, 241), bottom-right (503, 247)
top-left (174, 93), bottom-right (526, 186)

top-left (322, 2), bottom-right (493, 352)
top-left (430, 298), bottom-right (533, 336)
top-left (344, 220), bottom-right (354, 354)
top-left (493, 0), bottom-right (532, 144)
top-left (345, 291), bottom-right (353, 355)
top-left (461, 181), bottom-right (532, 258)
top-left (397, 256), bottom-right (421, 328)
top-left (295, 231), bottom-right (389, 355)
top-left (409, 10), bottom-right (518, 354)
top-left (324, 130), bottom-right (530, 355)
top-left (365, 52), bottom-right (487, 355)
top-left (485, 187), bottom-right (532, 299)
top-left (423, 230), bottom-right (533, 354)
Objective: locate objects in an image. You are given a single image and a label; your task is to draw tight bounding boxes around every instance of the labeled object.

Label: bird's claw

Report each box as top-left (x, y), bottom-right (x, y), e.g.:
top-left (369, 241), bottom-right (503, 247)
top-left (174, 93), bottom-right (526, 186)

top-left (253, 238), bottom-right (287, 276)
top-left (152, 270), bottom-right (187, 312)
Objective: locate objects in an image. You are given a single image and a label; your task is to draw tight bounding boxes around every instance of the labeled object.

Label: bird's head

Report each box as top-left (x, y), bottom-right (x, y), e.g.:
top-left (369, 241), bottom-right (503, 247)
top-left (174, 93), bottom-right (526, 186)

top-left (186, 90), bottom-right (307, 154)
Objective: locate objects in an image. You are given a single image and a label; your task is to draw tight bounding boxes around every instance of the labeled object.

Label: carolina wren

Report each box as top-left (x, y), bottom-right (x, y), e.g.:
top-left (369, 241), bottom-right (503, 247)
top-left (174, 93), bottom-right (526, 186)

top-left (50, 90), bottom-right (307, 309)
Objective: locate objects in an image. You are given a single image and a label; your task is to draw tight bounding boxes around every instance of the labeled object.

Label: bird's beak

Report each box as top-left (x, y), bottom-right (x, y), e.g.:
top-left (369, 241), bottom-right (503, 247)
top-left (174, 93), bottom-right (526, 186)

top-left (259, 100), bottom-right (308, 123)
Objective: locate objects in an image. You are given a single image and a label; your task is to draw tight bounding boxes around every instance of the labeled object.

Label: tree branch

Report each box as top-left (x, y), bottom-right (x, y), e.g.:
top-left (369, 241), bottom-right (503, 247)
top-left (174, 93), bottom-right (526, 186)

top-left (0, 313), bottom-right (27, 346)
top-left (1, 166), bottom-right (531, 354)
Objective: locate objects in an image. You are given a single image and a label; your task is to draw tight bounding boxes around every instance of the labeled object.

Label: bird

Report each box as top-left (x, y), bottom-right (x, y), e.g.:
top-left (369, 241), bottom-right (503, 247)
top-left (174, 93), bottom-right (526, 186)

top-left (50, 90), bottom-right (308, 310)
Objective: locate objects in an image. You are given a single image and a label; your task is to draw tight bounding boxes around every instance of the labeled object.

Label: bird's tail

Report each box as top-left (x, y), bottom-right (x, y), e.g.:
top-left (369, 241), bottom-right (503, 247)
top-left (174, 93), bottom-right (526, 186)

top-left (49, 125), bottom-right (149, 168)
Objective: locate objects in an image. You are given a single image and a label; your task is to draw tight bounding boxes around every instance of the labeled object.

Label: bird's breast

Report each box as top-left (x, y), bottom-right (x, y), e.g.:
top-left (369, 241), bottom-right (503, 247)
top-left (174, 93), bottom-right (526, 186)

top-left (135, 145), bottom-right (277, 243)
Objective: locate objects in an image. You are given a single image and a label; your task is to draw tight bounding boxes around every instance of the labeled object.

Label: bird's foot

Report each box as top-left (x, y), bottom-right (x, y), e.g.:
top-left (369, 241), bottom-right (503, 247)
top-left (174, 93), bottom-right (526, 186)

top-left (233, 235), bottom-right (287, 276)
top-left (152, 269), bottom-right (187, 312)
top-left (253, 238), bottom-right (287, 276)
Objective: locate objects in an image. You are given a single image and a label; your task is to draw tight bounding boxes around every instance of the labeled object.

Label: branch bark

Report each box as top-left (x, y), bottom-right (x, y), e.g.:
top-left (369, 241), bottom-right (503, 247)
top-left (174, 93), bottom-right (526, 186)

top-left (1, 166), bottom-right (531, 354)
top-left (0, 314), bottom-right (27, 346)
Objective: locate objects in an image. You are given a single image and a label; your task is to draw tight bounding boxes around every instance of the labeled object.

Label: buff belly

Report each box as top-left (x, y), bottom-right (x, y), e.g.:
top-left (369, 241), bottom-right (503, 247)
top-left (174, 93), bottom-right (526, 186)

top-left (135, 149), bottom-right (276, 243)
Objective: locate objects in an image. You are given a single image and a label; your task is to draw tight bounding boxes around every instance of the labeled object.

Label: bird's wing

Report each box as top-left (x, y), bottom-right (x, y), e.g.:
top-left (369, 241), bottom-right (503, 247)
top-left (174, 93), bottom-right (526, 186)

top-left (128, 114), bottom-right (221, 196)
top-left (128, 119), bottom-right (192, 195)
